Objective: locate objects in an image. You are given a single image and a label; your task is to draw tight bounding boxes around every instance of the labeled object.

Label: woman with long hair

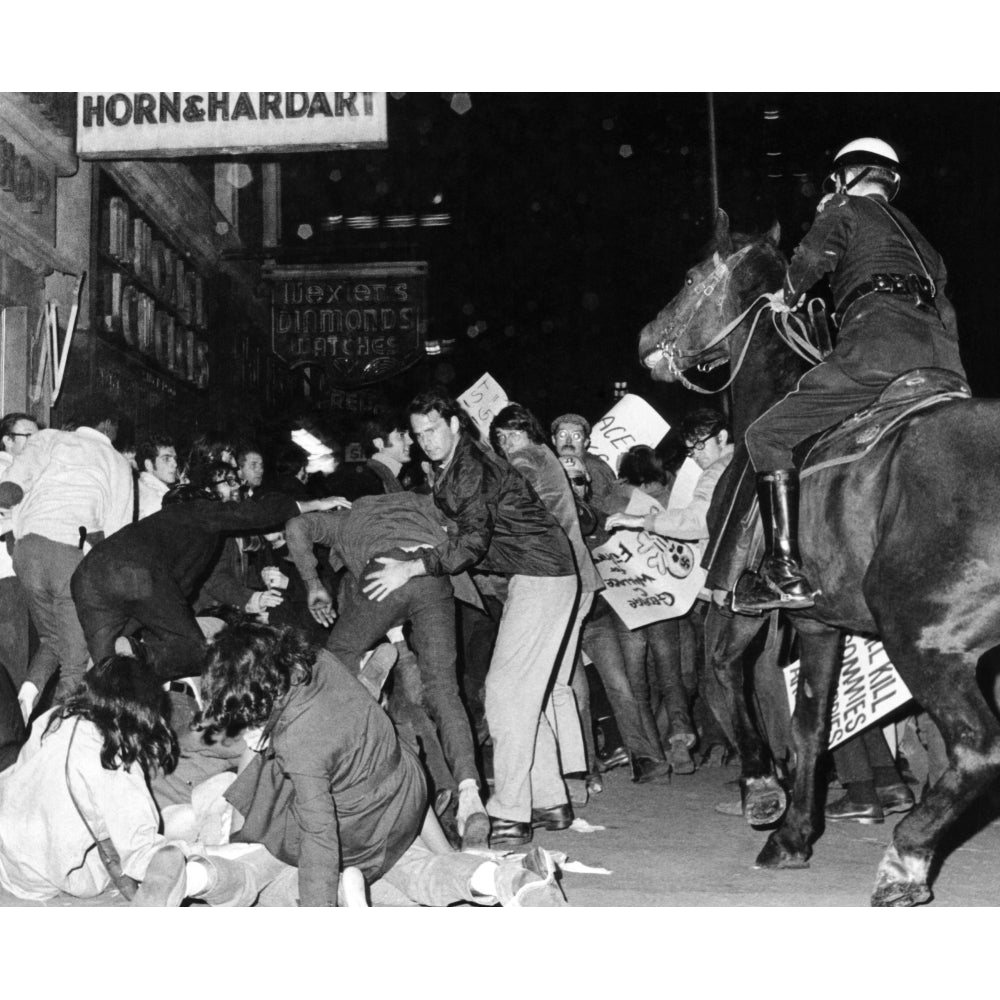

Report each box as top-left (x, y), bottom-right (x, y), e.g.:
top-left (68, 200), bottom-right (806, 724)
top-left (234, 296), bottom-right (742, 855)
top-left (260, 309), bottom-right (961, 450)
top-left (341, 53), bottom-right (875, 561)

top-left (199, 620), bottom-right (568, 907)
top-left (0, 652), bottom-right (318, 906)
top-left (0, 654), bottom-right (179, 901)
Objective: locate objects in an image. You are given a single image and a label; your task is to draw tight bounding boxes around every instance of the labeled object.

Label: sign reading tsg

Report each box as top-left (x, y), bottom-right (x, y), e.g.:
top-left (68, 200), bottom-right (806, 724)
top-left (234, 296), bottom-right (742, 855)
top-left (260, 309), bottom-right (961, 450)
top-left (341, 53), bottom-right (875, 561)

top-left (77, 92), bottom-right (387, 158)
top-left (266, 262), bottom-right (427, 387)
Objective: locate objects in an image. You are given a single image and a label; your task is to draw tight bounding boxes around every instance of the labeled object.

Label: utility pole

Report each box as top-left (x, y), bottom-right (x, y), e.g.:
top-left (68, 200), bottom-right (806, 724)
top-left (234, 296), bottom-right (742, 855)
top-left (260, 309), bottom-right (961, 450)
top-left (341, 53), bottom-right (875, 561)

top-left (707, 93), bottom-right (719, 219)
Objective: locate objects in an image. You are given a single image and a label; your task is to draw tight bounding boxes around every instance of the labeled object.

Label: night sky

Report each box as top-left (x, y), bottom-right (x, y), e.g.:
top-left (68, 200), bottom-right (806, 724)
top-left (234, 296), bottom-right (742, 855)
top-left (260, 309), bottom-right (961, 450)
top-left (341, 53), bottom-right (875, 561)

top-left (278, 93), bottom-right (1000, 426)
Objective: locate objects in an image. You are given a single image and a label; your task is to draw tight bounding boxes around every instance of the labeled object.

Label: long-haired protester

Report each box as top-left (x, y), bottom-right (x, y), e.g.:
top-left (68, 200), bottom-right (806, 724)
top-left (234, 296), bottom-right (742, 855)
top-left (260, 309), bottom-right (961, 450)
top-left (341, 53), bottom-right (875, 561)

top-left (0, 654), bottom-right (181, 902)
top-left (0, 653), bottom-right (318, 907)
top-left (199, 620), bottom-right (569, 907)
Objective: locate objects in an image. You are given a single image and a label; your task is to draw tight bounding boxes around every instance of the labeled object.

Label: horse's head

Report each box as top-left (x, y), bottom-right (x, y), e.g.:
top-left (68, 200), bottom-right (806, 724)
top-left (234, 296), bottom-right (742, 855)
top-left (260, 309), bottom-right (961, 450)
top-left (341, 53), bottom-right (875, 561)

top-left (639, 209), bottom-right (785, 383)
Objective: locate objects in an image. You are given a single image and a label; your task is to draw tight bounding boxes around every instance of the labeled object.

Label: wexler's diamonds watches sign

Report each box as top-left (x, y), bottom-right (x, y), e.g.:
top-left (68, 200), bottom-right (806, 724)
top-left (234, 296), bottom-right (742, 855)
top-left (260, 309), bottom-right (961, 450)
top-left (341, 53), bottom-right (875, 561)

top-left (266, 262), bottom-right (427, 387)
top-left (77, 92), bottom-right (387, 158)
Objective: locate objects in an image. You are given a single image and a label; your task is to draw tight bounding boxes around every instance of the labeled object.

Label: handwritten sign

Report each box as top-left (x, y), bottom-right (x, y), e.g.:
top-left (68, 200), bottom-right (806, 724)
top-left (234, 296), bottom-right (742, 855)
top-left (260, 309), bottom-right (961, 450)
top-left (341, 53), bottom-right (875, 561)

top-left (592, 504), bottom-right (706, 628)
top-left (783, 636), bottom-right (912, 750)
top-left (458, 372), bottom-right (509, 441)
top-left (588, 393), bottom-right (670, 475)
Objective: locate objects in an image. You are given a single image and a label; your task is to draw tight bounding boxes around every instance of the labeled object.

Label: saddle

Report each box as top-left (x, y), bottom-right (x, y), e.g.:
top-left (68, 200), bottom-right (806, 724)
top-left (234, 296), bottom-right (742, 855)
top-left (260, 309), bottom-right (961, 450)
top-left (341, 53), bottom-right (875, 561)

top-left (801, 368), bottom-right (970, 480)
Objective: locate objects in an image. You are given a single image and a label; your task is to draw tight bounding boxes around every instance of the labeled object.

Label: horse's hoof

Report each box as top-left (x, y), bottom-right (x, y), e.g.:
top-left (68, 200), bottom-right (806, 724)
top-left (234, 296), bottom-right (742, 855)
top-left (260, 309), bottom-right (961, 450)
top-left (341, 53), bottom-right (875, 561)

top-left (743, 778), bottom-right (787, 827)
top-left (871, 881), bottom-right (933, 907)
top-left (872, 844), bottom-right (933, 907)
top-left (754, 835), bottom-right (810, 870)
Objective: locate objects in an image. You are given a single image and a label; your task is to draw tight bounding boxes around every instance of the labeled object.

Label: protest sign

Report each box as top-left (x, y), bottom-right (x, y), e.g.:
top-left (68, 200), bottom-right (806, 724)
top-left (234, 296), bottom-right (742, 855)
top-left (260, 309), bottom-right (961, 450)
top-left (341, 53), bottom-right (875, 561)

top-left (588, 393), bottom-right (669, 476)
top-left (782, 635), bottom-right (912, 750)
top-left (458, 373), bottom-right (509, 441)
top-left (592, 494), bottom-right (706, 628)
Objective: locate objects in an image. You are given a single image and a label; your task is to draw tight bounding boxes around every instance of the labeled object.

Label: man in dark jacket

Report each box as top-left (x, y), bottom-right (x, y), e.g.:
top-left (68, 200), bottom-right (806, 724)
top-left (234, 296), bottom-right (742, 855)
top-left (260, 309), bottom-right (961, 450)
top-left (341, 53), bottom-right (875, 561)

top-left (739, 138), bottom-right (966, 613)
top-left (363, 388), bottom-right (581, 850)
top-left (70, 486), bottom-right (345, 682)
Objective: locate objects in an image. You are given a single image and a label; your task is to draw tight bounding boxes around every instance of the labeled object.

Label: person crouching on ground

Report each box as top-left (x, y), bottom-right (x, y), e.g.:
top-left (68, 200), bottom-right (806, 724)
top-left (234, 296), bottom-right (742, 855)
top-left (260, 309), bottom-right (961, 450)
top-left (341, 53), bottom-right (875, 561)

top-left (198, 621), bottom-right (569, 907)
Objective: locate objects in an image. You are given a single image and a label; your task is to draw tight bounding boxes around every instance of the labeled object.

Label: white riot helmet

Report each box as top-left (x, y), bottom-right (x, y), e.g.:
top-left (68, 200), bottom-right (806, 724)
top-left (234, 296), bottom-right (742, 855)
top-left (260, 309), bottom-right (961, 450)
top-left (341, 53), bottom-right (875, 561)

top-left (827, 137), bottom-right (901, 201)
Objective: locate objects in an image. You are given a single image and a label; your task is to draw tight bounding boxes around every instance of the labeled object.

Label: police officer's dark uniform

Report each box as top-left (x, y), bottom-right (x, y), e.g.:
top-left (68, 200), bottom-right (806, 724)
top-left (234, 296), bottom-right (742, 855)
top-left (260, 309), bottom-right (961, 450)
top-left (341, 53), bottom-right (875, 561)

top-left (737, 138), bottom-right (966, 613)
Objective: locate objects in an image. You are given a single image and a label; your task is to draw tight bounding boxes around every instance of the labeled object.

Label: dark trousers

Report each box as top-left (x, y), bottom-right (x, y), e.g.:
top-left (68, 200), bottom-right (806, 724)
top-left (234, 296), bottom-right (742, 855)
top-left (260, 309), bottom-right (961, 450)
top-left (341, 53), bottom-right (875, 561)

top-left (0, 576), bottom-right (33, 689)
top-left (327, 569), bottom-right (479, 786)
top-left (746, 361), bottom-right (884, 472)
top-left (0, 661), bottom-right (25, 773)
top-left (833, 725), bottom-right (901, 789)
top-left (14, 534), bottom-right (90, 697)
top-left (581, 600), bottom-right (665, 762)
top-left (71, 559), bottom-right (205, 682)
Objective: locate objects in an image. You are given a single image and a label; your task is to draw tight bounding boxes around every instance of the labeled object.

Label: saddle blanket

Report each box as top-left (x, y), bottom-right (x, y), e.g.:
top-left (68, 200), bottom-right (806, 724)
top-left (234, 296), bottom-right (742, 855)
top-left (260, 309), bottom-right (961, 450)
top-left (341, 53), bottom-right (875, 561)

top-left (801, 368), bottom-right (970, 480)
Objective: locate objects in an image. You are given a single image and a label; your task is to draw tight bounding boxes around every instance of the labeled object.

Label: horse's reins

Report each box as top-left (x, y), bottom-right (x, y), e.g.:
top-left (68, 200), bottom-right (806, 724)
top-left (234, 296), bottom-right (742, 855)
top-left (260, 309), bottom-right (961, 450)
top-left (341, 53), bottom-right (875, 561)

top-left (657, 248), bottom-right (826, 396)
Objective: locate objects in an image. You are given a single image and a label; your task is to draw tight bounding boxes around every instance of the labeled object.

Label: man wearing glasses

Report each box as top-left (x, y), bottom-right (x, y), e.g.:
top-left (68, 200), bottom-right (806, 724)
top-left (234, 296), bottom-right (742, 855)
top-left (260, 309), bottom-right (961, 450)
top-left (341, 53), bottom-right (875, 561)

top-left (550, 414), bottom-right (617, 512)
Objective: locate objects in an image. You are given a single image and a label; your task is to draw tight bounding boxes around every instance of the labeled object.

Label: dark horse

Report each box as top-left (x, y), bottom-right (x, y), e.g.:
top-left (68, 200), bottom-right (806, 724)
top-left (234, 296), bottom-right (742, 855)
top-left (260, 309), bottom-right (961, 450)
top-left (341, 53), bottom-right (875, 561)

top-left (638, 210), bottom-right (1000, 906)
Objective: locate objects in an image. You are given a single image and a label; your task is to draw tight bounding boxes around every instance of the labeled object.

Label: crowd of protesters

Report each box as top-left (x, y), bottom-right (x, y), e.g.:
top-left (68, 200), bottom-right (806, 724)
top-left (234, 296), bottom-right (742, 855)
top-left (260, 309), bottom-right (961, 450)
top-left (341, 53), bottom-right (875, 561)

top-left (0, 387), bottom-right (938, 906)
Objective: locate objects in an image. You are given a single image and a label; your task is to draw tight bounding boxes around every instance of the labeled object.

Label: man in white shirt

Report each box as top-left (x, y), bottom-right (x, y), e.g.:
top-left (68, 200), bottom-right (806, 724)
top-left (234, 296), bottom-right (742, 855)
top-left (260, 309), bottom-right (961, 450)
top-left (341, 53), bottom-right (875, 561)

top-left (136, 436), bottom-right (179, 519)
top-left (0, 399), bottom-right (133, 712)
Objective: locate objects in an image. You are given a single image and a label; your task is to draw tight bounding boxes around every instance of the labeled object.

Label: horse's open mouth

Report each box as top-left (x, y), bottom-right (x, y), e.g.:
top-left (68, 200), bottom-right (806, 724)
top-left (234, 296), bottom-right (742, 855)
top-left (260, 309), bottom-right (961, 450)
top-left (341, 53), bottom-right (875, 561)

top-left (642, 341), bottom-right (728, 378)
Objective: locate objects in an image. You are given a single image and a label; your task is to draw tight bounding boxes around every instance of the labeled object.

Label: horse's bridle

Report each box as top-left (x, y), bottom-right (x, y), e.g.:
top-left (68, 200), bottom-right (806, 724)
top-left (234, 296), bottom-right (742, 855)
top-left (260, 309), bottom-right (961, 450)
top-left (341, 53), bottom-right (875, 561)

top-left (646, 244), bottom-right (825, 395)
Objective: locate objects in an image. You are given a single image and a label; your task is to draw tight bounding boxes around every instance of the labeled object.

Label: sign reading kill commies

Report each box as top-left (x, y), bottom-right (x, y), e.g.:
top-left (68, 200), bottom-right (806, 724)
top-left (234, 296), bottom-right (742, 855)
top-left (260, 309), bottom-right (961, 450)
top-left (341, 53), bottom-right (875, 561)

top-left (592, 520), bottom-right (707, 629)
top-left (266, 263), bottom-right (427, 386)
top-left (782, 636), bottom-right (912, 750)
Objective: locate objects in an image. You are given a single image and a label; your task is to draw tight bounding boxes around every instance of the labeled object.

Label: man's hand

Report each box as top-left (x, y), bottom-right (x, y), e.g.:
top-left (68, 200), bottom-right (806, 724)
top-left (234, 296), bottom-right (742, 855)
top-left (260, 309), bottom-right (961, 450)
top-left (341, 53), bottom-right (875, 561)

top-left (17, 681), bottom-right (38, 726)
top-left (308, 496), bottom-right (352, 513)
top-left (307, 583), bottom-right (337, 627)
top-left (362, 557), bottom-right (416, 602)
top-left (605, 512), bottom-right (643, 532)
top-left (261, 565), bottom-right (289, 590)
top-left (245, 589), bottom-right (284, 614)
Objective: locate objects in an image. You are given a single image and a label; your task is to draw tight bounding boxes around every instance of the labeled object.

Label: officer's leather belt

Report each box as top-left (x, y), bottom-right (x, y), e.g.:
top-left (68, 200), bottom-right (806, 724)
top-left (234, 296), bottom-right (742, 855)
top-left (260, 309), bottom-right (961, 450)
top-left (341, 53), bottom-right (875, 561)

top-left (837, 273), bottom-right (935, 318)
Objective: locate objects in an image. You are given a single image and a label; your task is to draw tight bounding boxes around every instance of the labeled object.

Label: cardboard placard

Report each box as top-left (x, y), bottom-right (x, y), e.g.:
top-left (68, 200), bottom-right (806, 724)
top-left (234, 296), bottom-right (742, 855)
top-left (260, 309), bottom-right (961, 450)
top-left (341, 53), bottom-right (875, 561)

top-left (587, 393), bottom-right (669, 475)
top-left (592, 490), bottom-right (706, 628)
top-left (458, 372), bottom-right (509, 441)
top-left (783, 635), bottom-right (912, 750)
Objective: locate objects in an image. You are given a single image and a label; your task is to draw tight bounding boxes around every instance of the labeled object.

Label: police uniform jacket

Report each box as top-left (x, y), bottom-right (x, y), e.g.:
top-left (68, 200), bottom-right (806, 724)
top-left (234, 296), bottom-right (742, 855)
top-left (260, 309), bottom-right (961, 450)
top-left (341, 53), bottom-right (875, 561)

top-left (784, 193), bottom-right (965, 386)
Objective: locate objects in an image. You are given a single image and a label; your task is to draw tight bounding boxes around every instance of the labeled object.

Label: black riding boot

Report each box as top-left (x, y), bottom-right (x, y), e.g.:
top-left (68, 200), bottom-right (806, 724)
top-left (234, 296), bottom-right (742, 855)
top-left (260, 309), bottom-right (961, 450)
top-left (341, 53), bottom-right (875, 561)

top-left (732, 469), bottom-right (817, 614)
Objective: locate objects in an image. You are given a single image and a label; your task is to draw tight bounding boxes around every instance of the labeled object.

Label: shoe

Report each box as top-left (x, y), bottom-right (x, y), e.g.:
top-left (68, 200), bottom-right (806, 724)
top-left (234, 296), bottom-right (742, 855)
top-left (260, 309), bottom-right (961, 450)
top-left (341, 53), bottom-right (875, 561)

top-left (489, 817), bottom-right (533, 849)
top-left (877, 783), bottom-right (916, 815)
top-left (731, 470), bottom-right (818, 613)
top-left (596, 745), bottom-right (629, 773)
top-left (494, 846), bottom-right (568, 907)
top-left (530, 802), bottom-right (573, 831)
top-left (132, 845), bottom-right (187, 906)
top-left (631, 756), bottom-right (672, 784)
top-left (358, 642), bottom-right (398, 699)
top-left (824, 794), bottom-right (884, 825)
top-left (585, 772), bottom-right (604, 795)
top-left (460, 811), bottom-right (492, 851)
top-left (337, 866), bottom-right (369, 907)
top-left (668, 737), bottom-right (696, 775)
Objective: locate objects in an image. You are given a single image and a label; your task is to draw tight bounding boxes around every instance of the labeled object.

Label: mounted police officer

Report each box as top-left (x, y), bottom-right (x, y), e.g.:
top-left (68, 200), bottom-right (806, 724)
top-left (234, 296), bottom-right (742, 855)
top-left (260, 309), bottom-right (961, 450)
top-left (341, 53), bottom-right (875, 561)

top-left (736, 138), bottom-right (966, 614)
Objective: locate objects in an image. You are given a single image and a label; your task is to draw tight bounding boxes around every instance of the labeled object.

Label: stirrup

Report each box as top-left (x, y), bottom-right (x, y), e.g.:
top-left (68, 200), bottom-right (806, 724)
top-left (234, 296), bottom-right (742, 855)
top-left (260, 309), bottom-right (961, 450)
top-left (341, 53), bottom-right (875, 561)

top-left (731, 569), bottom-right (816, 614)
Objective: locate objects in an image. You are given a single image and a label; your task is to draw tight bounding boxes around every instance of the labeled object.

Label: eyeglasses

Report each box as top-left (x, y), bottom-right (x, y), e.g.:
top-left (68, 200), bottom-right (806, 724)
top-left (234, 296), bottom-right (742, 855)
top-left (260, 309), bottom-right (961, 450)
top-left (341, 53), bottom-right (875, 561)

top-left (555, 430), bottom-right (585, 442)
top-left (217, 476), bottom-right (240, 486)
top-left (686, 436), bottom-right (714, 456)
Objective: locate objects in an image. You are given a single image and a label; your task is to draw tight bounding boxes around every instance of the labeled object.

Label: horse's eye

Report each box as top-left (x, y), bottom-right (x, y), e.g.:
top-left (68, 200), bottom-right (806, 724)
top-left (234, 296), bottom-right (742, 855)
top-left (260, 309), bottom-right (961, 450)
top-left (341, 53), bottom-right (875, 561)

top-left (685, 277), bottom-right (694, 286)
